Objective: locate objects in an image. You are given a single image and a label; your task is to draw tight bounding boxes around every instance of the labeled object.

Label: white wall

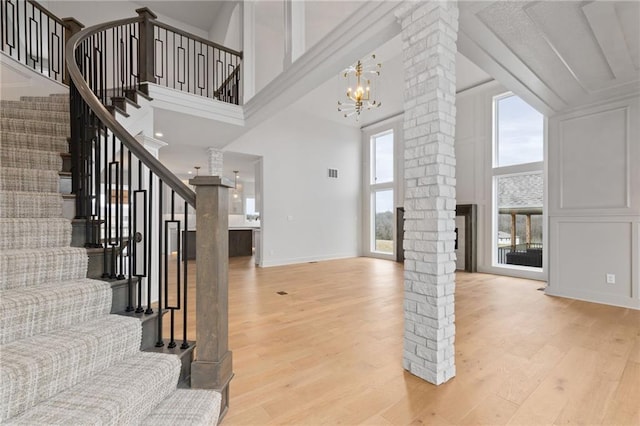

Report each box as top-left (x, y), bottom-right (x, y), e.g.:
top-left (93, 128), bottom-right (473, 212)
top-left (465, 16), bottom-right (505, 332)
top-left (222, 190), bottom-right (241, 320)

top-left (0, 53), bottom-right (68, 100)
top-left (224, 108), bottom-right (361, 267)
top-left (254, 0), bottom-right (284, 94)
top-left (546, 95), bottom-right (640, 309)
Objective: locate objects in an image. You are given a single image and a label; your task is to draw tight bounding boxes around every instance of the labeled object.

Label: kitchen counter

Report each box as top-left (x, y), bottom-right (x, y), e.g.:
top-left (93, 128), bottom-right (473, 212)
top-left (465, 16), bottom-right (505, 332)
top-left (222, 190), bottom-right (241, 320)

top-left (182, 227), bottom-right (260, 259)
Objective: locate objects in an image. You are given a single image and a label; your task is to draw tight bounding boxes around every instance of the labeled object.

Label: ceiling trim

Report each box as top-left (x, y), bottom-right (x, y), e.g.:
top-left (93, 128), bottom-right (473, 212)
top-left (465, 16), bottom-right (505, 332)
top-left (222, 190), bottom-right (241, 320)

top-left (582, 1), bottom-right (636, 82)
top-left (458, 30), bottom-right (557, 116)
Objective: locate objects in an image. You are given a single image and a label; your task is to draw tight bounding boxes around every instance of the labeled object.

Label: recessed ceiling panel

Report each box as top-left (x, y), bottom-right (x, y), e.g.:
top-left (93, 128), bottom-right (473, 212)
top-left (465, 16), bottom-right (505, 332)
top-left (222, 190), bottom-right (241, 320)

top-left (525, 1), bottom-right (614, 90)
top-left (476, 1), bottom-right (586, 104)
top-left (615, 1), bottom-right (640, 70)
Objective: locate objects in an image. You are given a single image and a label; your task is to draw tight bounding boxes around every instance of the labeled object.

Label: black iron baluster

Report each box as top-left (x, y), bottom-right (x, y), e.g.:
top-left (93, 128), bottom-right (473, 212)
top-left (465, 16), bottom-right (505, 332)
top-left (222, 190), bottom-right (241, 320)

top-left (164, 190), bottom-right (179, 349)
top-left (134, 159), bottom-right (145, 314)
top-left (156, 179), bottom-right (164, 347)
top-left (118, 140), bottom-right (125, 279)
top-left (146, 170), bottom-right (153, 315)
top-left (182, 200), bottom-right (189, 349)
top-left (102, 120), bottom-right (109, 277)
top-left (126, 148), bottom-right (134, 312)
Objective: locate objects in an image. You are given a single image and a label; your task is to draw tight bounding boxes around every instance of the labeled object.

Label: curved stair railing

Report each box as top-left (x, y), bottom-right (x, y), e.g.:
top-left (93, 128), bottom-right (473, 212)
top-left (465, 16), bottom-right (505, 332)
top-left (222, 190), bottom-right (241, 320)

top-left (66, 9), bottom-right (233, 415)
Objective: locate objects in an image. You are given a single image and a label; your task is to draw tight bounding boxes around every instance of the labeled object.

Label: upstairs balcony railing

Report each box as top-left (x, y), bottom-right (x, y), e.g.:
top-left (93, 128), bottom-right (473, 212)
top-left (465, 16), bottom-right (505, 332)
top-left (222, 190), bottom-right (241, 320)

top-left (1, 2), bottom-right (242, 105)
top-left (0, 0), bottom-right (82, 84)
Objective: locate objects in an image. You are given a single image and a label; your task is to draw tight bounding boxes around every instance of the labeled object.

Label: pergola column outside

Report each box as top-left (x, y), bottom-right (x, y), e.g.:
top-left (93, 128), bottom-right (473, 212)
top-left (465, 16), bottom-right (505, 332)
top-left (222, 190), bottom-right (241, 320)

top-left (511, 212), bottom-right (517, 250)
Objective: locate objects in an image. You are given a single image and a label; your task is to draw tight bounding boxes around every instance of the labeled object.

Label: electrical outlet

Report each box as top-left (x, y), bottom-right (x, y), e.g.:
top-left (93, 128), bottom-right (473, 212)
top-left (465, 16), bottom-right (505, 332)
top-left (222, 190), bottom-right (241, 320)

top-left (606, 273), bottom-right (616, 284)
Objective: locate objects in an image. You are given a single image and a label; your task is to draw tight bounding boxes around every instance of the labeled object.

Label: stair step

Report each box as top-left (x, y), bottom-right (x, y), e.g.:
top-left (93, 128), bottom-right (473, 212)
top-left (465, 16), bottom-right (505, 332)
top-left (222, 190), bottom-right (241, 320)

top-left (0, 315), bottom-right (141, 421)
top-left (0, 247), bottom-right (87, 290)
top-left (0, 108), bottom-right (70, 123)
top-left (0, 131), bottom-right (68, 152)
top-left (0, 278), bottom-right (111, 344)
top-left (7, 352), bottom-right (180, 425)
top-left (0, 191), bottom-right (62, 218)
top-left (0, 148), bottom-right (62, 171)
top-left (0, 118), bottom-right (69, 138)
top-left (20, 95), bottom-right (69, 103)
top-left (0, 168), bottom-right (59, 193)
top-left (0, 100), bottom-right (70, 112)
top-left (142, 389), bottom-right (221, 426)
top-left (0, 218), bottom-right (71, 250)
top-left (147, 340), bottom-right (196, 387)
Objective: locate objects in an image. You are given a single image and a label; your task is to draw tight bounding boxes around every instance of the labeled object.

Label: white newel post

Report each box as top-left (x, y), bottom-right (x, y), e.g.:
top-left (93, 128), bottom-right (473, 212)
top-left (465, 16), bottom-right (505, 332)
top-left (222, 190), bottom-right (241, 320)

top-left (398, 0), bottom-right (459, 385)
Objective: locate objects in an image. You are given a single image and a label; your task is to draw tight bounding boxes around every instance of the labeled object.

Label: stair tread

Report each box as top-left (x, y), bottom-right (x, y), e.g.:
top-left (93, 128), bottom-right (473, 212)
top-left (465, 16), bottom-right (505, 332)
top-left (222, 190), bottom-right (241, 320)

top-left (0, 108), bottom-right (70, 122)
top-left (0, 131), bottom-right (68, 153)
top-left (0, 100), bottom-right (70, 112)
top-left (0, 247), bottom-right (88, 290)
top-left (7, 352), bottom-right (180, 425)
top-left (0, 278), bottom-right (112, 345)
top-left (0, 191), bottom-right (62, 218)
top-left (0, 147), bottom-right (63, 171)
top-left (0, 168), bottom-right (59, 193)
top-left (20, 95), bottom-right (69, 103)
top-left (0, 315), bottom-right (142, 421)
top-left (0, 118), bottom-right (69, 138)
top-left (142, 389), bottom-right (221, 426)
top-left (0, 218), bottom-right (71, 250)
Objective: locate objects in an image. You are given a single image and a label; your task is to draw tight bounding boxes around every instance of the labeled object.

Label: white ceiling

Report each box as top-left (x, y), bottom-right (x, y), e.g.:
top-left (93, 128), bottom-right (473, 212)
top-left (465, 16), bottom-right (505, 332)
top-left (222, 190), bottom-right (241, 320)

top-left (459, 1), bottom-right (640, 114)
top-left (292, 34), bottom-right (492, 129)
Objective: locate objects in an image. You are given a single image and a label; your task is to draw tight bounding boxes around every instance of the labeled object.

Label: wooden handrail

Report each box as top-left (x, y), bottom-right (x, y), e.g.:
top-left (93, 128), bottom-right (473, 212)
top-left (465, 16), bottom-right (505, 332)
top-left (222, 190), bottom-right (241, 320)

top-left (65, 16), bottom-right (196, 208)
top-left (214, 64), bottom-right (241, 98)
top-left (153, 20), bottom-right (243, 58)
top-left (26, 0), bottom-right (64, 25)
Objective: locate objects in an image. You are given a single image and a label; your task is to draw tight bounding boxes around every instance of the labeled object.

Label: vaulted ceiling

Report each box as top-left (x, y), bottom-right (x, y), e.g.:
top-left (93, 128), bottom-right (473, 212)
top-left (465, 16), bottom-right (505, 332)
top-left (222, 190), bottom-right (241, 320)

top-left (459, 1), bottom-right (640, 115)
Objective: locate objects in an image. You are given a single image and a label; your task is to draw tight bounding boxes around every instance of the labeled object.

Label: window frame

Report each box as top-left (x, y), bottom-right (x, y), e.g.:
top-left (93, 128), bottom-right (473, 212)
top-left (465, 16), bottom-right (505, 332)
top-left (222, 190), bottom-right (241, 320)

top-left (490, 92), bottom-right (547, 277)
top-left (361, 117), bottom-right (404, 261)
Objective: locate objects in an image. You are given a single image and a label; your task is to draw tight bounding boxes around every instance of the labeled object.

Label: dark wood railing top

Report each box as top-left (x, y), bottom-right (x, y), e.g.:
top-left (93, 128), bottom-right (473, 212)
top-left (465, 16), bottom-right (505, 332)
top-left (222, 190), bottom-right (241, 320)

top-left (65, 15), bottom-right (196, 208)
top-left (152, 20), bottom-right (243, 58)
top-left (214, 65), bottom-right (241, 98)
top-left (26, 0), bottom-right (64, 25)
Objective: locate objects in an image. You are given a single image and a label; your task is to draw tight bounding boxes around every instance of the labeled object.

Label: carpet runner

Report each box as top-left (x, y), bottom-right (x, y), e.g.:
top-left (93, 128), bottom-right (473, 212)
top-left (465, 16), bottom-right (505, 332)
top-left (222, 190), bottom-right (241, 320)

top-left (0, 94), bottom-right (220, 424)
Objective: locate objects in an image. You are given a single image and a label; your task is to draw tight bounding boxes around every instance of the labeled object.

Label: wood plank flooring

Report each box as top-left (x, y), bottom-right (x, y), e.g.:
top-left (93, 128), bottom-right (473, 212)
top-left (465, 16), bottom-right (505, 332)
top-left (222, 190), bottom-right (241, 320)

top-left (168, 256), bottom-right (640, 425)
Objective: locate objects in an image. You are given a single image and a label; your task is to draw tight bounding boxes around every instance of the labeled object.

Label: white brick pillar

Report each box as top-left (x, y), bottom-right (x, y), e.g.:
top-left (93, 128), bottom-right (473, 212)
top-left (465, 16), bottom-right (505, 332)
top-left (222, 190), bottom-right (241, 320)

top-left (399, 0), bottom-right (458, 385)
top-left (208, 148), bottom-right (224, 177)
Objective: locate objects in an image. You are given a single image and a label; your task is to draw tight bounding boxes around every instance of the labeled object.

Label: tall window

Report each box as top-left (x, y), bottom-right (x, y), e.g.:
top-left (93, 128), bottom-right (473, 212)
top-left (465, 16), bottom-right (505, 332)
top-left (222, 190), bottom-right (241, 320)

top-left (493, 93), bottom-right (545, 269)
top-left (370, 130), bottom-right (394, 255)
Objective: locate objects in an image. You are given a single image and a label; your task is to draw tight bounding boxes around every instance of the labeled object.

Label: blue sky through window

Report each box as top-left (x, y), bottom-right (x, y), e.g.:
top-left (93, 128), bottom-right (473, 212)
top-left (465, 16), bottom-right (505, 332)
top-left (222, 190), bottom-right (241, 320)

top-left (374, 132), bottom-right (393, 183)
top-left (497, 95), bottom-right (544, 167)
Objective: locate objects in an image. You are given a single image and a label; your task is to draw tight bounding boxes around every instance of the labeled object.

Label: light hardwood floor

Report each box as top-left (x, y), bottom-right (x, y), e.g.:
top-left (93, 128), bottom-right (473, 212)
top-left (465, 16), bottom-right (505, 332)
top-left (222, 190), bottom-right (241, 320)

top-left (170, 256), bottom-right (640, 425)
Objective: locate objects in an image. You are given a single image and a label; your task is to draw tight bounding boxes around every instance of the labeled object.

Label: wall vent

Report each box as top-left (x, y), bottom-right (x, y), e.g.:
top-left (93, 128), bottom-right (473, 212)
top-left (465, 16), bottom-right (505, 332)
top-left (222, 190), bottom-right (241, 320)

top-left (328, 168), bottom-right (338, 178)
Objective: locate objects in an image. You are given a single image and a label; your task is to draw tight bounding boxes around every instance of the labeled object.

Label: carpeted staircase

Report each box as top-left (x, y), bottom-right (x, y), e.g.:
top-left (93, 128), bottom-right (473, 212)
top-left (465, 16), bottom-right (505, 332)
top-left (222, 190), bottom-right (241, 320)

top-left (0, 93), bottom-right (221, 424)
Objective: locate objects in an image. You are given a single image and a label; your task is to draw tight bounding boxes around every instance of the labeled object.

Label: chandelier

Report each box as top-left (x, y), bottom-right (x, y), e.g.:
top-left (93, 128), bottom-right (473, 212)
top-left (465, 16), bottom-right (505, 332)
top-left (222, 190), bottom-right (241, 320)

top-left (337, 54), bottom-right (382, 119)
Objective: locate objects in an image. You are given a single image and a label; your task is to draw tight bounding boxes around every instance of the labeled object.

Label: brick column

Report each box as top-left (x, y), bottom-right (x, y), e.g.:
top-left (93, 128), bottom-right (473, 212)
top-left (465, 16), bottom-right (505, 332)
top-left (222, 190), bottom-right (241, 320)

top-left (208, 148), bottom-right (224, 176)
top-left (399, 1), bottom-right (458, 385)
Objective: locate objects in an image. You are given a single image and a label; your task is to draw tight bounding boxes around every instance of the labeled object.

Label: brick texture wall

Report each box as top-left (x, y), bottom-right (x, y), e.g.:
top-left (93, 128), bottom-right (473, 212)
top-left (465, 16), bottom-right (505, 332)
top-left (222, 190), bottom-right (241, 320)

top-left (399, 0), bottom-right (458, 385)
top-left (208, 148), bottom-right (224, 177)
